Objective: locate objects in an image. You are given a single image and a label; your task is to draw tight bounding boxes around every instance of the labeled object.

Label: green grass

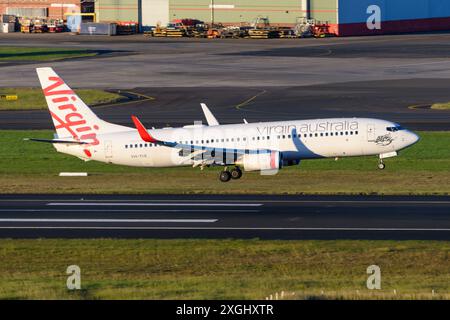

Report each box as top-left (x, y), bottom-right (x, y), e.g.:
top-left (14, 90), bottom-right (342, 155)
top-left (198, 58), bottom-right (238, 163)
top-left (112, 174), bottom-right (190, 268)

top-left (0, 239), bottom-right (448, 300)
top-left (431, 102), bottom-right (450, 110)
top-left (0, 47), bottom-right (97, 61)
top-left (0, 88), bottom-right (123, 110)
top-left (0, 130), bottom-right (449, 195)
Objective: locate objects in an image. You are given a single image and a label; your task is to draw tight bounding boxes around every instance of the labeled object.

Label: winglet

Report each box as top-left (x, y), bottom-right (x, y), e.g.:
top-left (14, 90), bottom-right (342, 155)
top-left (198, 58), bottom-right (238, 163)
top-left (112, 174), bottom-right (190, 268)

top-left (200, 103), bottom-right (219, 126)
top-left (131, 115), bottom-right (157, 143)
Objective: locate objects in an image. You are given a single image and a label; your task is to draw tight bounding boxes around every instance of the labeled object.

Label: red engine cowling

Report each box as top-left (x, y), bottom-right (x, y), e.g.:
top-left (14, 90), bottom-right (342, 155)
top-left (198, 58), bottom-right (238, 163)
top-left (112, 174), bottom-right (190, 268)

top-left (236, 151), bottom-right (282, 172)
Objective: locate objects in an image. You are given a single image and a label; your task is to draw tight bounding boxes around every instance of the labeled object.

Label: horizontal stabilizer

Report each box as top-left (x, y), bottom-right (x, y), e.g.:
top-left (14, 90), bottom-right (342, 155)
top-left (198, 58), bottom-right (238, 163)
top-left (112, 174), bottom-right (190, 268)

top-left (24, 138), bottom-right (88, 145)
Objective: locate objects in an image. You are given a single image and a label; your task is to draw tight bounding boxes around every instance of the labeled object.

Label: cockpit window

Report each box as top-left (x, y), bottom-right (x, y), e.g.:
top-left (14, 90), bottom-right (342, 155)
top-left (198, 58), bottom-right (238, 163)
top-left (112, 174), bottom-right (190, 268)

top-left (386, 125), bottom-right (405, 132)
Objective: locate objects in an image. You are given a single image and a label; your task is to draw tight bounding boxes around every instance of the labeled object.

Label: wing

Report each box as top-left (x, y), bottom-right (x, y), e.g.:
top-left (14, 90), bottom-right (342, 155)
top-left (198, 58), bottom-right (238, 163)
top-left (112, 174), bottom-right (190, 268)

top-left (131, 115), bottom-right (270, 166)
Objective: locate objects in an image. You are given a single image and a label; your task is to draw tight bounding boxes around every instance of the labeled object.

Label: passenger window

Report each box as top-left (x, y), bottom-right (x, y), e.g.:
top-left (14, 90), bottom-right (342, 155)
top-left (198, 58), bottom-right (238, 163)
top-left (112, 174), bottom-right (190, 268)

top-left (320, 133), bottom-right (323, 137)
top-left (267, 136), bottom-right (270, 140)
top-left (315, 133), bottom-right (318, 137)
top-left (355, 131), bottom-right (358, 135)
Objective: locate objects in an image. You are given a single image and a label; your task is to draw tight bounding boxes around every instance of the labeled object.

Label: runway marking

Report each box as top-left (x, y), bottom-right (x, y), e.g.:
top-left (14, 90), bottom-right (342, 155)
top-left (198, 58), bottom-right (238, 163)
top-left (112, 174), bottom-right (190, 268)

top-left (0, 209), bottom-right (259, 213)
top-left (0, 227), bottom-right (448, 231)
top-left (46, 202), bottom-right (263, 207)
top-left (393, 60), bottom-right (450, 68)
top-left (0, 199), bottom-right (449, 205)
top-left (235, 90), bottom-right (267, 110)
top-left (0, 219), bottom-right (218, 223)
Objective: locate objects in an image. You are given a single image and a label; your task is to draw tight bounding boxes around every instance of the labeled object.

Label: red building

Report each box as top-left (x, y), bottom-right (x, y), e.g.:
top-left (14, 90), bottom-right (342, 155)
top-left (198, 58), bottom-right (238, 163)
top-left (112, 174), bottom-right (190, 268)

top-left (0, 0), bottom-right (81, 20)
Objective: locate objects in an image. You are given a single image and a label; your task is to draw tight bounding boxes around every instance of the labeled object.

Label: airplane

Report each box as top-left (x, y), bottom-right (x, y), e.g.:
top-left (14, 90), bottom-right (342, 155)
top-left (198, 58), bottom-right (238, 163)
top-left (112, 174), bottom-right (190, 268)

top-left (31, 67), bottom-right (419, 182)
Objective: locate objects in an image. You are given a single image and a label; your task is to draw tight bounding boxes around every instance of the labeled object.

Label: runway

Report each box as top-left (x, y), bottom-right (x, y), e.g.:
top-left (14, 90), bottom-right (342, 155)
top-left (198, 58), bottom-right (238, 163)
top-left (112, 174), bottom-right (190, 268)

top-left (0, 195), bottom-right (449, 240)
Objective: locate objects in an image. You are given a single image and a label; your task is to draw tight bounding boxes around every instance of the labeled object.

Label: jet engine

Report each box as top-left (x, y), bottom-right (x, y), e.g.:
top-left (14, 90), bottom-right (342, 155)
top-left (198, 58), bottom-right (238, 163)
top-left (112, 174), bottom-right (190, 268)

top-left (236, 151), bottom-right (282, 172)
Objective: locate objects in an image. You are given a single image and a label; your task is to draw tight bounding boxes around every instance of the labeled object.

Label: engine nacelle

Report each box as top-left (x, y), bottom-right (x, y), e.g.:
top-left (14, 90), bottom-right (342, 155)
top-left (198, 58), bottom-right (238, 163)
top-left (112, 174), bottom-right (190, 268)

top-left (236, 151), bottom-right (282, 172)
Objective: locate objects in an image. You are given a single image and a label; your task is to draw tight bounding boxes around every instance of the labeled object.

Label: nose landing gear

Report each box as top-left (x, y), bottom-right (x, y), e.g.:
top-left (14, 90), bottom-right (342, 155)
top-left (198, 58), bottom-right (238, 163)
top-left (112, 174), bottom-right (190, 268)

top-left (219, 166), bottom-right (242, 182)
top-left (378, 159), bottom-right (386, 170)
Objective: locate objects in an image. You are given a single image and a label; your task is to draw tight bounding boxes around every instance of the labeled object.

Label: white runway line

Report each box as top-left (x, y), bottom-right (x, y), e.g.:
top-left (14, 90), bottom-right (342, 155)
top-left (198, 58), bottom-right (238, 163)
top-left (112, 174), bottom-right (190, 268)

top-left (0, 219), bottom-right (218, 223)
top-left (46, 202), bottom-right (263, 207)
top-left (0, 227), bottom-right (448, 231)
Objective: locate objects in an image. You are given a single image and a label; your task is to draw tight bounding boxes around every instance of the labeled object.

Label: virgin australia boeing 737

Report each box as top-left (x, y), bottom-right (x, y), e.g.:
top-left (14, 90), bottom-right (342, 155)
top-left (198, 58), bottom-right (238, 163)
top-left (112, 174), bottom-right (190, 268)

top-left (31, 67), bottom-right (419, 182)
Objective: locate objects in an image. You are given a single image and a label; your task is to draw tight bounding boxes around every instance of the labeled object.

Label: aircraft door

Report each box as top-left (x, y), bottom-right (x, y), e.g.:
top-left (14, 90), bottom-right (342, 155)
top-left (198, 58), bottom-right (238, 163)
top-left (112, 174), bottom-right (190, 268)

top-left (105, 140), bottom-right (113, 159)
top-left (367, 124), bottom-right (376, 142)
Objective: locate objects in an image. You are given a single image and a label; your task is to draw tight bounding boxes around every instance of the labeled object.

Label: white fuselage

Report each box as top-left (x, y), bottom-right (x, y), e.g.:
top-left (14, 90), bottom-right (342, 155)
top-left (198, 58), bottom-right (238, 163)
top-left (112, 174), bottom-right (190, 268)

top-left (54, 117), bottom-right (419, 169)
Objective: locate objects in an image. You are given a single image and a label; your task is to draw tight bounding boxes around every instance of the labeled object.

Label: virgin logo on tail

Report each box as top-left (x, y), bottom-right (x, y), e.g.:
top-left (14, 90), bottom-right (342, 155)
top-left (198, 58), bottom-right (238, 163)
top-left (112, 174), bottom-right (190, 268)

top-left (44, 76), bottom-right (100, 151)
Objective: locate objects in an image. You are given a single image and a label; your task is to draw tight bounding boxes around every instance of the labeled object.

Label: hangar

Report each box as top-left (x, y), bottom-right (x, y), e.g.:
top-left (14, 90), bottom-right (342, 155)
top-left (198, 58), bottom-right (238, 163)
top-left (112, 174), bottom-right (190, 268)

top-left (94, 0), bottom-right (450, 36)
top-left (1, 0), bottom-right (450, 36)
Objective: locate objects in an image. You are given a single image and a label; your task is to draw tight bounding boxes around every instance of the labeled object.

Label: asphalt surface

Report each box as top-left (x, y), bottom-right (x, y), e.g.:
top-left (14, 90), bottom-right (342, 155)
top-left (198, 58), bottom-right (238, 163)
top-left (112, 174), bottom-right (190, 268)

top-left (0, 195), bottom-right (449, 240)
top-left (0, 33), bottom-right (450, 130)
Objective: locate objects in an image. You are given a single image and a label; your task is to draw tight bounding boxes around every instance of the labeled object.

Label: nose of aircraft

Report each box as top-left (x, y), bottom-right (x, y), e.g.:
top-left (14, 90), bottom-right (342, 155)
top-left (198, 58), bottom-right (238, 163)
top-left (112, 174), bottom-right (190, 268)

top-left (406, 131), bottom-right (420, 146)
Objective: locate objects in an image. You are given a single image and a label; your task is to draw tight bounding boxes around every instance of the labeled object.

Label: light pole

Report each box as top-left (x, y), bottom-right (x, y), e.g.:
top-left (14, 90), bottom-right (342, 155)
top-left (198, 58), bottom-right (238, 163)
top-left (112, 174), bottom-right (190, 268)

top-left (210, 0), bottom-right (214, 27)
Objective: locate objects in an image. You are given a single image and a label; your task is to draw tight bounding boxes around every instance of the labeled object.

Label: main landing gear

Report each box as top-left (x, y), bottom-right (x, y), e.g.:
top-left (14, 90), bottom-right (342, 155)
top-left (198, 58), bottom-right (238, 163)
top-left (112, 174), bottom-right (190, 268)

top-left (219, 166), bottom-right (242, 182)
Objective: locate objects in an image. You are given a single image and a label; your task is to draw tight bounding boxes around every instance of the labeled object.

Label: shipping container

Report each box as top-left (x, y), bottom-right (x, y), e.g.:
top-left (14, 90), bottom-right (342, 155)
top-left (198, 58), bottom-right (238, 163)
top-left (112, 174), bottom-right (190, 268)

top-left (1, 22), bottom-right (15, 33)
top-left (80, 22), bottom-right (117, 35)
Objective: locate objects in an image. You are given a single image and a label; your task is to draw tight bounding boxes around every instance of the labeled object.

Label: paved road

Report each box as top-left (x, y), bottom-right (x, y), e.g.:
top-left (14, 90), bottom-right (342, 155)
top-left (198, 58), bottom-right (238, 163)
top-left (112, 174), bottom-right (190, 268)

top-left (0, 195), bottom-right (449, 240)
top-left (0, 33), bottom-right (449, 130)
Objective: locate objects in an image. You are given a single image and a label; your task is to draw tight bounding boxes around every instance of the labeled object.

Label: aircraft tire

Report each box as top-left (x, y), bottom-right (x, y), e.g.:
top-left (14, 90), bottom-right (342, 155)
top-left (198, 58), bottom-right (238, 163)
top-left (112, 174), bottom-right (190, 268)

top-left (219, 170), bottom-right (232, 182)
top-left (231, 168), bottom-right (242, 180)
